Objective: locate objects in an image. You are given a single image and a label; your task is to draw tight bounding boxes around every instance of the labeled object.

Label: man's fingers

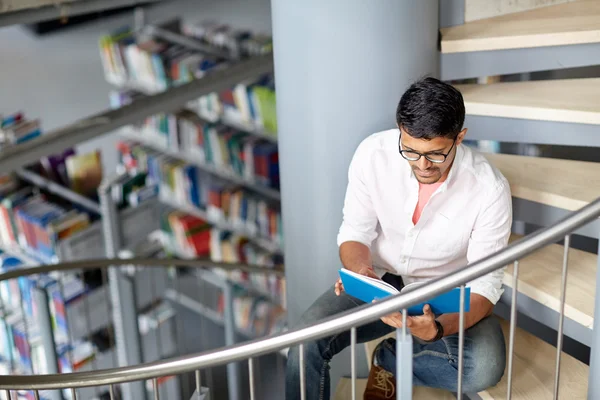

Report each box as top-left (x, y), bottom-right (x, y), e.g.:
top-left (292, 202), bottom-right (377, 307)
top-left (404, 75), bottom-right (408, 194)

top-left (423, 304), bottom-right (435, 319)
top-left (423, 304), bottom-right (432, 315)
top-left (381, 316), bottom-right (401, 329)
top-left (334, 280), bottom-right (344, 296)
top-left (381, 312), bottom-right (405, 328)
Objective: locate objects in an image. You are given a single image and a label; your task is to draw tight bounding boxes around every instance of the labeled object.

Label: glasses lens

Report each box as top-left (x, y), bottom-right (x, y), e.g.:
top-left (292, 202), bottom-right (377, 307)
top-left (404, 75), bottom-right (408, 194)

top-left (425, 154), bottom-right (446, 163)
top-left (401, 151), bottom-right (421, 161)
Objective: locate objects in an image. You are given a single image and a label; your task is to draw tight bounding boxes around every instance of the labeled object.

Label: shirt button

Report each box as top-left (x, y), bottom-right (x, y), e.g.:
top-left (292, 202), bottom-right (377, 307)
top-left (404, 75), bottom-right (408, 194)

top-left (407, 231), bottom-right (414, 238)
top-left (401, 257), bottom-right (407, 264)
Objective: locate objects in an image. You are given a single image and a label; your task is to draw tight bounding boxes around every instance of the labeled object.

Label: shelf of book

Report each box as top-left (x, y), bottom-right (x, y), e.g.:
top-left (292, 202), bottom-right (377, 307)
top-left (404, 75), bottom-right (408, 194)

top-left (0, 54), bottom-right (274, 173)
top-left (109, 83), bottom-right (278, 143)
top-left (15, 168), bottom-right (101, 215)
top-left (159, 194), bottom-right (281, 255)
top-left (120, 126), bottom-right (281, 201)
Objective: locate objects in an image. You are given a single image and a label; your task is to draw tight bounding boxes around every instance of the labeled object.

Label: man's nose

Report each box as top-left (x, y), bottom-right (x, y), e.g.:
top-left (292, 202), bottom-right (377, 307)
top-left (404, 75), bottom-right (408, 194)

top-left (417, 156), bottom-right (432, 170)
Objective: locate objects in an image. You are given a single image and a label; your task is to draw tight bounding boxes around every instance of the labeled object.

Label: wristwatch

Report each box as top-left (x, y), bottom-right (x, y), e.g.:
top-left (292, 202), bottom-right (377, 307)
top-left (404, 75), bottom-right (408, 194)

top-left (427, 320), bottom-right (444, 342)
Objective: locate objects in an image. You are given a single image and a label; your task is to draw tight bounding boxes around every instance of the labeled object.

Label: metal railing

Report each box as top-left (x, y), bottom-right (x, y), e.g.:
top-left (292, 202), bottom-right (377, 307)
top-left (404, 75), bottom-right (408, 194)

top-left (1, 197), bottom-right (599, 400)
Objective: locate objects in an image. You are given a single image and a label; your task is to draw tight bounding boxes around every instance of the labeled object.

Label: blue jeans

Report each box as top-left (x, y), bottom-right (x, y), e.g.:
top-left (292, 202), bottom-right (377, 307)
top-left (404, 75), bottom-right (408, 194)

top-left (285, 279), bottom-right (506, 399)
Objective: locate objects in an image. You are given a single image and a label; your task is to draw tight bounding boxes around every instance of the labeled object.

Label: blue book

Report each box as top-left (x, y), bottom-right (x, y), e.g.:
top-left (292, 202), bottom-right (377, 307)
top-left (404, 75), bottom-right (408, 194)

top-left (338, 269), bottom-right (470, 316)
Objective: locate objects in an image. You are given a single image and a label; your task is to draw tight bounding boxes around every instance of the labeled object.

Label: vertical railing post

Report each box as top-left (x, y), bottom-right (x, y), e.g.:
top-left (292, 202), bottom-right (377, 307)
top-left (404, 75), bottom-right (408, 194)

top-left (457, 284), bottom-right (466, 399)
top-left (299, 343), bottom-right (306, 400)
top-left (99, 176), bottom-right (146, 400)
top-left (396, 309), bottom-right (412, 400)
top-left (222, 282), bottom-right (241, 400)
top-left (554, 235), bottom-right (571, 400)
top-left (588, 233), bottom-right (600, 399)
top-left (32, 285), bottom-right (63, 400)
top-left (507, 261), bottom-right (519, 400)
top-left (351, 327), bottom-right (357, 400)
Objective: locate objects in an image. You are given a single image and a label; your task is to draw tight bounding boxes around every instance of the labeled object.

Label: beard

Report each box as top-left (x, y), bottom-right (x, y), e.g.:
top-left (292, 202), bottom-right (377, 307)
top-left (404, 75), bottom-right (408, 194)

top-left (412, 166), bottom-right (442, 184)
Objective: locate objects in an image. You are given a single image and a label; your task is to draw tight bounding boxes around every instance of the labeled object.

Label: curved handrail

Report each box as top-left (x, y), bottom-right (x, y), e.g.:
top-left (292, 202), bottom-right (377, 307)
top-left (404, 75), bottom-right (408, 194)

top-left (0, 257), bottom-right (285, 281)
top-left (2, 197), bottom-right (599, 390)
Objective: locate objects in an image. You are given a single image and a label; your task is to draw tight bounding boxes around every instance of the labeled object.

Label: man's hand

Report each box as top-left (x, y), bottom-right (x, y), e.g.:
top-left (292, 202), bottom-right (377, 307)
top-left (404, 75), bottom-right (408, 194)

top-left (334, 267), bottom-right (379, 296)
top-left (380, 304), bottom-right (438, 341)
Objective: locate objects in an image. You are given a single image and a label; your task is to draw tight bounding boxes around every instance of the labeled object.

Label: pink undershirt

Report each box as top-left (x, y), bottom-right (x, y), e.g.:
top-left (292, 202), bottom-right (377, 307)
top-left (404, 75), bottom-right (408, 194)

top-left (412, 182), bottom-right (443, 225)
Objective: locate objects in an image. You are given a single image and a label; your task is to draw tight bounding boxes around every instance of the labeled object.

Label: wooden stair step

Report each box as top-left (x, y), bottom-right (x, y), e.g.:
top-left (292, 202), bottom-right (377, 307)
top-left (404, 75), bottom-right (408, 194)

top-left (484, 153), bottom-right (600, 211)
top-left (480, 318), bottom-right (588, 399)
top-left (334, 377), bottom-right (454, 400)
top-left (504, 234), bottom-right (597, 329)
top-left (455, 78), bottom-right (600, 125)
top-left (441, 0), bottom-right (600, 53)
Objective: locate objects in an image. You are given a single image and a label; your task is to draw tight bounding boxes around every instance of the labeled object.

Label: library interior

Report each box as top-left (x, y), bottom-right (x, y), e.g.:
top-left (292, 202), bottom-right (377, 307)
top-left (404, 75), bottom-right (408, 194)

top-left (1, 0), bottom-right (600, 399)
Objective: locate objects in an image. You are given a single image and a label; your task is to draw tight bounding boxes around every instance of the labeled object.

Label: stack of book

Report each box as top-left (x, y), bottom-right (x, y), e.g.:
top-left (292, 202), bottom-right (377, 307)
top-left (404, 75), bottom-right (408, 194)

top-left (160, 208), bottom-right (280, 265)
top-left (112, 95), bottom-right (279, 189)
top-left (179, 112), bottom-right (279, 188)
top-left (99, 25), bottom-right (225, 93)
top-left (188, 74), bottom-right (277, 135)
top-left (0, 112), bottom-right (41, 150)
top-left (99, 18), bottom-right (273, 93)
top-left (117, 142), bottom-right (283, 247)
top-left (0, 184), bottom-right (92, 263)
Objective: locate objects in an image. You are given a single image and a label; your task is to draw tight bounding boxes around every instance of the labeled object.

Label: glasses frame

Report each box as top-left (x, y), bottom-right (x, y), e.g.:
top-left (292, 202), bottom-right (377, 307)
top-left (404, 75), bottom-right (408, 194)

top-left (398, 134), bottom-right (457, 164)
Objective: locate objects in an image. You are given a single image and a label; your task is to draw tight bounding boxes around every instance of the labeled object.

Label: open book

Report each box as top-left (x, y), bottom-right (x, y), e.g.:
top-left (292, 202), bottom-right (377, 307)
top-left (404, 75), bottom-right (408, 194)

top-left (338, 269), bottom-right (470, 316)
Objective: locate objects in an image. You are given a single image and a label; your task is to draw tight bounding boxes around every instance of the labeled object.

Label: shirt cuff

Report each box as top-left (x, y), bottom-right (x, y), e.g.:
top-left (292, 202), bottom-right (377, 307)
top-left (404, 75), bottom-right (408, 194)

top-left (336, 230), bottom-right (374, 249)
top-left (468, 279), bottom-right (504, 305)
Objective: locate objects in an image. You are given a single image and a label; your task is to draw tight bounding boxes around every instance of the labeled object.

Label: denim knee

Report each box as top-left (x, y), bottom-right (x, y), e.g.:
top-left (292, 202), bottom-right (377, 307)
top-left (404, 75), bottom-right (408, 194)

top-left (462, 318), bottom-right (506, 393)
top-left (462, 357), bottom-right (505, 393)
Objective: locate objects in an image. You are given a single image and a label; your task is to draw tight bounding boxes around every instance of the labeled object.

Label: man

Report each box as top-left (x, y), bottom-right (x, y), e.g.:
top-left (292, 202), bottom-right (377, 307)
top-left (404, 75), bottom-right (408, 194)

top-left (286, 77), bottom-right (511, 399)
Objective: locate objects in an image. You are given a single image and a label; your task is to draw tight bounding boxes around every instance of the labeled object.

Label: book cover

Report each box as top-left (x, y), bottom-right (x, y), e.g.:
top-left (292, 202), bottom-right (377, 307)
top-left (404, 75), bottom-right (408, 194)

top-left (339, 268), bottom-right (470, 316)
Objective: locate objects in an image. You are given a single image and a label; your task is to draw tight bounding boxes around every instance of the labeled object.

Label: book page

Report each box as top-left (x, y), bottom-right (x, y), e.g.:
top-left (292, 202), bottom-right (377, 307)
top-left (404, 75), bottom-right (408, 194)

top-left (342, 269), bottom-right (399, 294)
top-left (400, 281), bottom-right (426, 293)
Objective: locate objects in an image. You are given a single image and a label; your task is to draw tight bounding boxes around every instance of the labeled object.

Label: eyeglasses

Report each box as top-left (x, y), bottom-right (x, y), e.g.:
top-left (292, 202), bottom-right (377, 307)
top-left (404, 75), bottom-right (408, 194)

top-left (398, 135), bottom-right (456, 164)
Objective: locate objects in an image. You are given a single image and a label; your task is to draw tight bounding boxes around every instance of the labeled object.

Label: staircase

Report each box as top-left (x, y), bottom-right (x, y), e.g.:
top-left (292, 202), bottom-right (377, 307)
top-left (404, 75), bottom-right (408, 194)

top-left (337, 1), bottom-right (600, 398)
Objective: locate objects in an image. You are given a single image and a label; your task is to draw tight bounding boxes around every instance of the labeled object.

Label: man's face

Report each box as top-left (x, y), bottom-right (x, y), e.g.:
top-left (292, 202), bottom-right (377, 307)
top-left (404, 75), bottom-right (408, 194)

top-left (399, 127), bottom-right (466, 184)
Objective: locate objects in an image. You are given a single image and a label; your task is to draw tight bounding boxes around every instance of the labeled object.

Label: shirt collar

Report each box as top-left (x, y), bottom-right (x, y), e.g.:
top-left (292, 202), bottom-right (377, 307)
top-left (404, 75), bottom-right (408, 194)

top-left (444, 143), bottom-right (464, 186)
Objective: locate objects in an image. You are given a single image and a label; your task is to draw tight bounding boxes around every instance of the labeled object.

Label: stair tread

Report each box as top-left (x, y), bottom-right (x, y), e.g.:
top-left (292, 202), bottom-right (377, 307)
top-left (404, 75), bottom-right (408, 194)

top-left (485, 153), bottom-right (600, 211)
top-left (334, 377), bottom-right (454, 400)
top-left (504, 234), bottom-right (597, 329)
top-left (455, 78), bottom-right (600, 125)
top-left (479, 318), bottom-right (588, 399)
top-left (441, 0), bottom-right (600, 53)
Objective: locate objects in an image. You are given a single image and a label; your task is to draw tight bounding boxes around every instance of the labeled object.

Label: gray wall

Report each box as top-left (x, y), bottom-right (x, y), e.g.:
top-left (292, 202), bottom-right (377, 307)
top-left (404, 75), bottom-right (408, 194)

top-left (272, 0), bottom-right (439, 386)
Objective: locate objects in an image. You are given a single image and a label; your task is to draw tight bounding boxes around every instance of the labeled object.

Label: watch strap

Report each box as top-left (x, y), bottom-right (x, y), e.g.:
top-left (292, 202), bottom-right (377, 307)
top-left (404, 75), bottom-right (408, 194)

top-left (428, 320), bottom-right (444, 342)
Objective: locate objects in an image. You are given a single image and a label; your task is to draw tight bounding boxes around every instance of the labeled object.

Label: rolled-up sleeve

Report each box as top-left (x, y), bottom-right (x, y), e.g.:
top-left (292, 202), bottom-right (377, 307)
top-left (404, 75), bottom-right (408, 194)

top-left (336, 141), bottom-right (379, 248)
top-left (467, 181), bottom-right (513, 305)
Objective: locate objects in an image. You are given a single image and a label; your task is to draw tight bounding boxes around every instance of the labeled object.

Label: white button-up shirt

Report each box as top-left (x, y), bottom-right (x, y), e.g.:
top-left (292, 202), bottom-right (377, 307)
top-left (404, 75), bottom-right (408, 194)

top-left (337, 129), bottom-right (512, 304)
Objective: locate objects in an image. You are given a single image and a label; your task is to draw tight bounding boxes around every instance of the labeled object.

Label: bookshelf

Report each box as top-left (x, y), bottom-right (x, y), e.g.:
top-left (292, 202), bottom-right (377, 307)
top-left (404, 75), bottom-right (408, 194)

top-left (15, 168), bottom-right (101, 215)
top-left (119, 126), bottom-right (281, 201)
top-left (99, 17), bottom-right (285, 400)
top-left (0, 9), bottom-right (282, 400)
top-left (0, 54), bottom-right (274, 173)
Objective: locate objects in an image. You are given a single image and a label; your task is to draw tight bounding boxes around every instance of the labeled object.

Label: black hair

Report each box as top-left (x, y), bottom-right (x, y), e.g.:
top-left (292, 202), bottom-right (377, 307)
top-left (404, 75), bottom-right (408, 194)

top-left (396, 77), bottom-right (465, 140)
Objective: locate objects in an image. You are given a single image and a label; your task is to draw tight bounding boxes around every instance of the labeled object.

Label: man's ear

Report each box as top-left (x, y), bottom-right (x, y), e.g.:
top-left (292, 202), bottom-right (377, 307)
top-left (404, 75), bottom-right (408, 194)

top-left (456, 128), bottom-right (468, 146)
